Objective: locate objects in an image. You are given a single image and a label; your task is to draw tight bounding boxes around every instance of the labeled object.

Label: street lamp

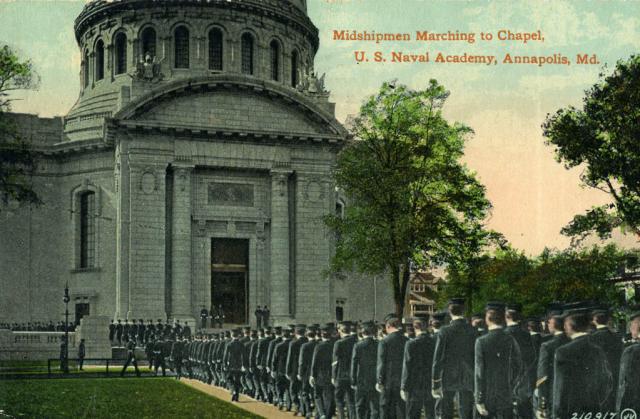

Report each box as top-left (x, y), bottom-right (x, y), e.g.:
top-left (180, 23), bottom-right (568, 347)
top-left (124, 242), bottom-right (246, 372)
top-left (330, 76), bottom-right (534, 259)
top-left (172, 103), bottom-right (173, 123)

top-left (63, 282), bottom-right (70, 374)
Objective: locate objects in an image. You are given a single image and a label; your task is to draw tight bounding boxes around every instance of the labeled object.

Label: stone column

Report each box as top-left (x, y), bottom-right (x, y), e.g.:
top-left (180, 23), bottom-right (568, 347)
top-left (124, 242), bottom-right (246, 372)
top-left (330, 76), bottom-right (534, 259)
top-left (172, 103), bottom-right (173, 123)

top-left (115, 143), bottom-right (130, 320)
top-left (270, 169), bottom-right (292, 323)
top-left (171, 165), bottom-right (194, 321)
top-left (127, 162), bottom-right (167, 320)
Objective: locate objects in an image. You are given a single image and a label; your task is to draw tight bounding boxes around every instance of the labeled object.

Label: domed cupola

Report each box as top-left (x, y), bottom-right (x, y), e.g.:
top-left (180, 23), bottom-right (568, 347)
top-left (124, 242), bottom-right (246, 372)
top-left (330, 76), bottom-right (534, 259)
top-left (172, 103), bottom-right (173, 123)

top-left (64, 0), bottom-right (323, 142)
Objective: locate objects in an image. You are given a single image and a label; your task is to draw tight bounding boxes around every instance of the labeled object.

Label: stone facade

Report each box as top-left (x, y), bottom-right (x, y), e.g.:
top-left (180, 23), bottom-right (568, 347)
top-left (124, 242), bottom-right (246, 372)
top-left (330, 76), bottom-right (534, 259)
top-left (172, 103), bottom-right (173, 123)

top-left (0, 0), bottom-right (394, 327)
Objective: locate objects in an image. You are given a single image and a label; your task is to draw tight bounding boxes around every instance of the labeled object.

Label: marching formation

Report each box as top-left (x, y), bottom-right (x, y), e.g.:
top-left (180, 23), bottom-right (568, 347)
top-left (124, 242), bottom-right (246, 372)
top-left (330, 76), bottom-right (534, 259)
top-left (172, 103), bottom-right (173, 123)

top-left (120, 298), bottom-right (640, 419)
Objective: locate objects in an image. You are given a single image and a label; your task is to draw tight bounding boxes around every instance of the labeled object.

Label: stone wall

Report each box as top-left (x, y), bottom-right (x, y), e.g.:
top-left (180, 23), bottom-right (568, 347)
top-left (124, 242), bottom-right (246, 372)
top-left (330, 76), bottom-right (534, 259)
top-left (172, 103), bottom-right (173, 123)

top-left (0, 330), bottom-right (76, 361)
top-left (0, 148), bottom-right (117, 323)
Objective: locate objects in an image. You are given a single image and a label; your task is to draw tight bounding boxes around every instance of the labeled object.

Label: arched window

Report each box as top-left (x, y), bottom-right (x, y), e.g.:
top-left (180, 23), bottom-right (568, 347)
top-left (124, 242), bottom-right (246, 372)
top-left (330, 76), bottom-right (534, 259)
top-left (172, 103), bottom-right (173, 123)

top-left (95, 40), bottom-right (104, 81)
top-left (269, 40), bottom-right (280, 81)
top-left (208, 28), bottom-right (223, 71)
top-left (291, 50), bottom-right (299, 88)
top-left (174, 26), bottom-right (190, 68)
top-left (83, 50), bottom-right (89, 88)
top-left (114, 32), bottom-right (127, 75)
top-left (141, 27), bottom-right (157, 58)
top-left (241, 33), bottom-right (254, 75)
top-left (79, 191), bottom-right (95, 268)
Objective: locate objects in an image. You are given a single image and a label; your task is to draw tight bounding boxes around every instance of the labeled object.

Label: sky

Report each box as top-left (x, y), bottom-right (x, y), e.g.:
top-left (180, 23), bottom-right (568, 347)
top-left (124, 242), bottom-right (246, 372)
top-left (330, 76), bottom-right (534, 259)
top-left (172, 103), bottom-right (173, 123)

top-left (1, 0), bottom-right (639, 254)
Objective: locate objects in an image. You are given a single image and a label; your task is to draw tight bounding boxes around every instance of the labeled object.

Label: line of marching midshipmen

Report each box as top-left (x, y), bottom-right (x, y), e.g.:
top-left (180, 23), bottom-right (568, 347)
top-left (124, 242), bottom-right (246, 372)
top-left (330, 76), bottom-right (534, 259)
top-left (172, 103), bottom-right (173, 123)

top-left (133, 298), bottom-right (640, 419)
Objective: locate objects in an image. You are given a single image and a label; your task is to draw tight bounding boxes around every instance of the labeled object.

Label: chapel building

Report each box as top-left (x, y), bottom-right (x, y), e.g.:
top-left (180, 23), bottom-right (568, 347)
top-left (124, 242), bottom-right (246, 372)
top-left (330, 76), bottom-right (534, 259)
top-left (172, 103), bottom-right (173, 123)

top-left (0, 0), bottom-right (393, 326)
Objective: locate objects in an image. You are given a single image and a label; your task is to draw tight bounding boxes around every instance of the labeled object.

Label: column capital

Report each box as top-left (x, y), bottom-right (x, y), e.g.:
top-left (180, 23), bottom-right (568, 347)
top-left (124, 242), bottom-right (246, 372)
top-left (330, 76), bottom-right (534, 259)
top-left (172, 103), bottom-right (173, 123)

top-left (270, 168), bottom-right (293, 180)
top-left (173, 164), bottom-right (195, 175)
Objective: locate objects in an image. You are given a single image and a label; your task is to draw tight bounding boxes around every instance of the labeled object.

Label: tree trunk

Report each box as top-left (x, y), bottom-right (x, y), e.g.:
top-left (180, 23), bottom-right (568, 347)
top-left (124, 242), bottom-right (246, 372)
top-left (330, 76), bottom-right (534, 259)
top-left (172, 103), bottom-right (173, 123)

top-left (399, 261), bottom-right (411, 318)
top-left (390, 265), bottom-right (403, 318)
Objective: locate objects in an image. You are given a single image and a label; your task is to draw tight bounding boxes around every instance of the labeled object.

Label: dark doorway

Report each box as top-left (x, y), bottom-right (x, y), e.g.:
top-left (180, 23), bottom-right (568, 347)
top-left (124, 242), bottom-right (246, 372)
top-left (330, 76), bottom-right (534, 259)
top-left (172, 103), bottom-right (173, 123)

top-left (75, 303), bottom-right (90, 325)
top-left (336, 306), bottom-right (344, 322)
top-left (211, 238), bottom-right (249, 324)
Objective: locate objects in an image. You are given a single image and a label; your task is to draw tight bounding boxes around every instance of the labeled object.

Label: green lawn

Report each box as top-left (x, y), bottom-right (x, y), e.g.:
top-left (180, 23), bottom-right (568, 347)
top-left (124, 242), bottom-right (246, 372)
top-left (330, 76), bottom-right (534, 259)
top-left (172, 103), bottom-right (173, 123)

top-left (0, 360), bottom-right (154, 376)
top-left (0, 378), bottom-right (263, 418)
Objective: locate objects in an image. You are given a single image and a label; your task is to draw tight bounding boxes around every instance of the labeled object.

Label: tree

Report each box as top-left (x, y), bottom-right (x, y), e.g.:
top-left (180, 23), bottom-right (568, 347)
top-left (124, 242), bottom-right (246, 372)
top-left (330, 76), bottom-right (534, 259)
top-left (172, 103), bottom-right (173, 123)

top-left (325, 80), bottom-right (493, 316)
top-left (543, 55), bottom-right (640, 244)
top-left (0, 44), bottom-right (41, 208)
top-left (440, 244), bottom-right (630, 316)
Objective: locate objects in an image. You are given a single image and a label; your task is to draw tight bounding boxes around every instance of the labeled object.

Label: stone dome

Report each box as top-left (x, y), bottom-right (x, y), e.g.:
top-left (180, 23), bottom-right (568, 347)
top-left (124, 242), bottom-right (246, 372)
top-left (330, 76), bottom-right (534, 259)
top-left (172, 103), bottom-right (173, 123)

top-left (65, 0), bottom-right (321, 141)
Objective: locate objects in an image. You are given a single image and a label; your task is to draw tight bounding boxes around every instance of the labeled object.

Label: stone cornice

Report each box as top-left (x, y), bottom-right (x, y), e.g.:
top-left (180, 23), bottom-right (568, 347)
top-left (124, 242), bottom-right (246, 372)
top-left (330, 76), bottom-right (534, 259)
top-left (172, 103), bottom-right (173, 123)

top-left (36, 138), bottom-right (113, 158)
top-left (110, 119), bottom-right (344, 146)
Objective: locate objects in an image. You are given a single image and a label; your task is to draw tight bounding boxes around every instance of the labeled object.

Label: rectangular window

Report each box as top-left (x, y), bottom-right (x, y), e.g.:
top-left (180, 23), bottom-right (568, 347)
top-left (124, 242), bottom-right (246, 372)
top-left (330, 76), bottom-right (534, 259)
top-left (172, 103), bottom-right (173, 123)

top-left (174, 27), bottom-right (190, 69)
top-left (209, 30), bottom-right (223, 71)
top-left (80, 193), bottom-right (95, 268)
top-left (241, 35), bottom-right (254, 75)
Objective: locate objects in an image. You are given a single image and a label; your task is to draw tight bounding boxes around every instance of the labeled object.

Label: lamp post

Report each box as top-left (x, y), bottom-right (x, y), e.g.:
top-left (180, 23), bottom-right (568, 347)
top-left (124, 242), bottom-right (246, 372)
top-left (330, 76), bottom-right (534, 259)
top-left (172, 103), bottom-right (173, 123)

top-left (63, 282), bottom-right (70, 374)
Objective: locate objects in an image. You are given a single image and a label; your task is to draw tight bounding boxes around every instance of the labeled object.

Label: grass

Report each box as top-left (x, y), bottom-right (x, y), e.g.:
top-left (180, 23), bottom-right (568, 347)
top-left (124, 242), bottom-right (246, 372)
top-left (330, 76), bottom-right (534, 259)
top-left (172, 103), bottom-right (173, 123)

top-left (0, 377), bottom-right (263, 418)
top-left (0, 360), bottom-right (153, 376)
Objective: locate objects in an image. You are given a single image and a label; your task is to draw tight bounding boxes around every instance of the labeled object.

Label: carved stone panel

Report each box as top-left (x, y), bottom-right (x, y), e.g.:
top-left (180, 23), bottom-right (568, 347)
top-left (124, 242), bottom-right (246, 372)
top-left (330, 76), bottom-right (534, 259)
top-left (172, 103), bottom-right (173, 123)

top-left (207, 182), bottom-right (254, 207)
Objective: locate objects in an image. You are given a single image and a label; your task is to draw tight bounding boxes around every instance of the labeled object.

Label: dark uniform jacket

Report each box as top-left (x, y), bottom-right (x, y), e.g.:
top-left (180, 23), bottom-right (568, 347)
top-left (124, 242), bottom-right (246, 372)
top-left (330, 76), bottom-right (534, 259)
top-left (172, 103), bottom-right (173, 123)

top-left (530, 332), bottom-right (542, 356)
top-left (182, 326), bottom-right (191, 339)
top-left (400, 333), bottom-right (436, 398)
top-left (505, 323), bottom-right (537, 400)
top-left (536, 333), bottom-right (569, 413)
top-left (242, 339), bottom-right (253, 368)
top-left (474, 328), bottom-right (523, 412)
top-left (591, 327), bottom-right (623, 408)
top-left (351, 336), bottom-right (377, 391)
top-left (123, 323), bottom-right (131, 339)
top-left (78, 342), bottom-right (86, 358)
top-left (332, 334), bottom-right (357, 384)
top-left (401, 333), bottom-right (435, 399)
top-left (311, 339), bottom-right (334, 386)
top-left (267, 336), bottom-right (282, 371)
top-left (224, 339), bottom-right (245, 372)
top-left (377, 330), bottom-right (408, 388)
top-left (299, 339), bottom-right (318, 388)
top-left (432, 318), bottom-right (476, 392)
top-left (616, 341), bottom-right (640, 413)
top-left (256, 335), bottom-right (274, 369)
top-left (170, 340), bottom-right (184, 361)
top-left (273, 339), bottom-right (291, 376)
top-left (286, 336), bottom-right (307, 379)
top-left (552, 335), bottom-right (613, 419)
top-left (248, 339), bottom-right (260, 372)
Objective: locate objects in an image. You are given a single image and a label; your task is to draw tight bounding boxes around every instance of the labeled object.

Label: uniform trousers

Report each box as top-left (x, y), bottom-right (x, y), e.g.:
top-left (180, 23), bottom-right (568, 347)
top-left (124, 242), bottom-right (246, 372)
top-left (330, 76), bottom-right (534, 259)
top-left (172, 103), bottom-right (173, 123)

top-left (315, 384), bottom-right (336, 419)
top-left (154, 354), bottom-right (166, 376)
top-left (228, 370), bottom-right (242, 399)
top-left (483, 407), bottom-right (514, 419)
top-left (406, 393), bottom-right (435, 419)
top-left (251, 370), bottom-right (261, 398)
top-left (276, 375), bottom-right (291, 408)
top-left (121, 353), bottom-right (140, 376)
top-left (380, 386), bottom-right (405, 419)
top-left (260, 370), bottom-right (272, 402)
top-left (335, 380), bottom-right (356, 419)
top-left (300, 385), bottom-right (314, 418)
top-left (513, 398), bottom-right (532, 419)
top-left (355, 387), bottom-right (380, 419)
top-left (437, 390), bottom-right (474, 419)
top-left (290, 377), bottom-right (302, 410)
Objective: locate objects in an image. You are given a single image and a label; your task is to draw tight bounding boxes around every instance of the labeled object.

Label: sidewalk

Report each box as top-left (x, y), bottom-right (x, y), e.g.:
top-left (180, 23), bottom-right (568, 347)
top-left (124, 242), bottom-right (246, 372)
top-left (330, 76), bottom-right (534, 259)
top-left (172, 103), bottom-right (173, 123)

top-left (181, 378), bottom-right (296, 419)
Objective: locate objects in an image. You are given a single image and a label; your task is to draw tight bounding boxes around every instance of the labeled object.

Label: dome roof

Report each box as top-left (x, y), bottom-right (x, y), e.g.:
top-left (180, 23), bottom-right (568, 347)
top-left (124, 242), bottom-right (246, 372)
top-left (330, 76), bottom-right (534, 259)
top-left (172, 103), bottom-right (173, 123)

top-left (75, 0), bottom-right (316, 46)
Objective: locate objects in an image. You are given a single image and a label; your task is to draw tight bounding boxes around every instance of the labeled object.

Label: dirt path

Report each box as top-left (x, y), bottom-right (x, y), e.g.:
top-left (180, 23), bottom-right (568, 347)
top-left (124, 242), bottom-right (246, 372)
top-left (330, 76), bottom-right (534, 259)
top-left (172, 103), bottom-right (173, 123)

top-left (181, 378), bottom-right (297, 419)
